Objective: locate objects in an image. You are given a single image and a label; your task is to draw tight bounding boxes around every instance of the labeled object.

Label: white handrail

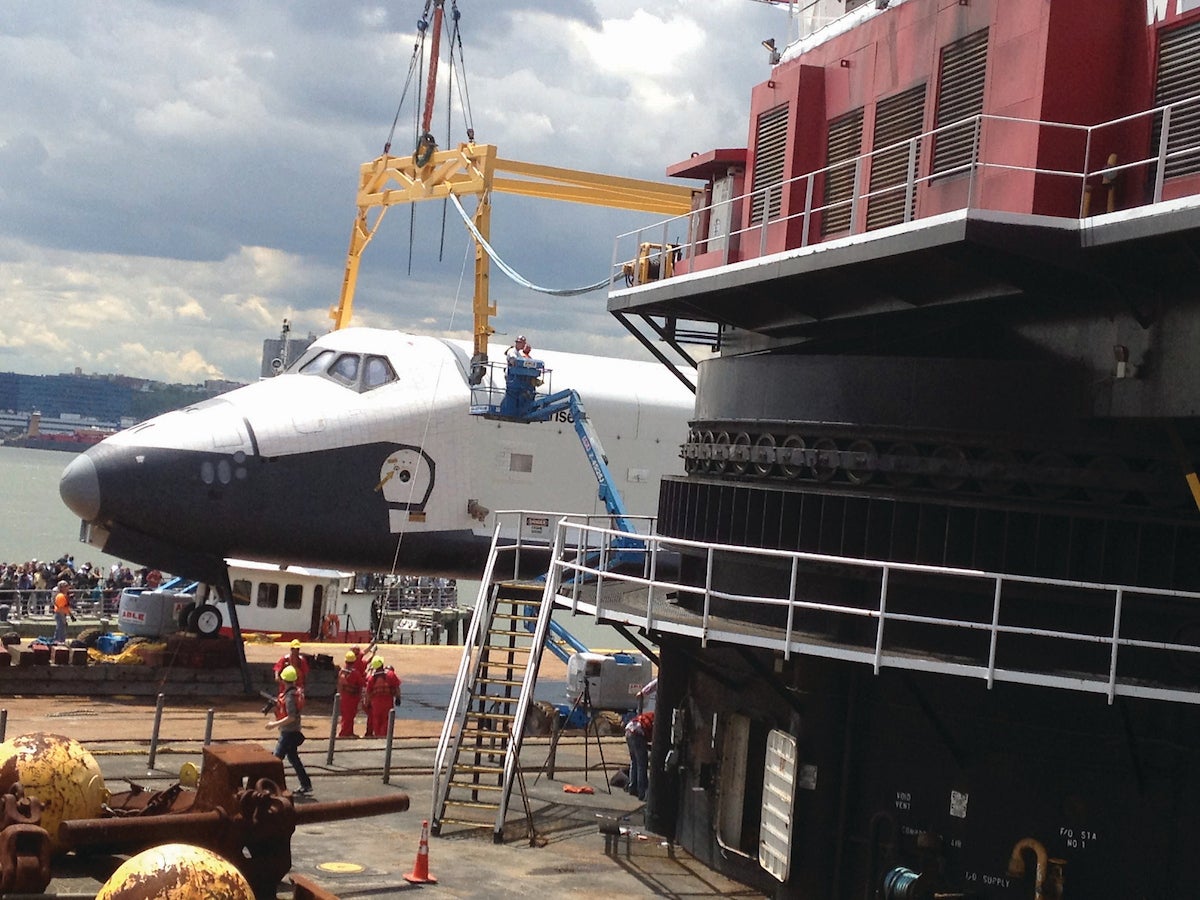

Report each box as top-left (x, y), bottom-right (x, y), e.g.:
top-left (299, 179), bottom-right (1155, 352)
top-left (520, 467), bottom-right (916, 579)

top-left (613, 93), bottom-right (1200, 285)
top-left (543, 516), bottom-right (1200, 706)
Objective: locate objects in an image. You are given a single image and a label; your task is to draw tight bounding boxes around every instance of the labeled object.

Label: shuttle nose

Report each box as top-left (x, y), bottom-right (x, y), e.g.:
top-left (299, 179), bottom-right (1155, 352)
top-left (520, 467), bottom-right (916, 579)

top-left (60, 453), bottom-right (101, 522)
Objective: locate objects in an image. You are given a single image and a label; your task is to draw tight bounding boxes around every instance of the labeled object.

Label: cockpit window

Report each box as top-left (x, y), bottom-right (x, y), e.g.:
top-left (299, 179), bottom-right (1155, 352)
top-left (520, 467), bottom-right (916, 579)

top-left (364, 355), bottom-right (397, 389)
top-left (290, 349), bottom-right (396, 393)
top-left (330, 354), bottom-right (360, 385)
top-left (297, 350), bottom-right (334, 375)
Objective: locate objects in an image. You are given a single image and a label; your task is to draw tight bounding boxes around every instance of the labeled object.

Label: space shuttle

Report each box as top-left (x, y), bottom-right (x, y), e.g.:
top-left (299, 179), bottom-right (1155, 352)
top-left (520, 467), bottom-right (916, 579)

top-left (58, 327), bottom-right (695, 587)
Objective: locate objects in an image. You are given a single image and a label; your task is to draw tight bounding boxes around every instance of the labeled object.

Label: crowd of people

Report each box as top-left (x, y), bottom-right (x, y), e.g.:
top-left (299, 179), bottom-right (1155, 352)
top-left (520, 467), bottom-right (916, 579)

top-left (0, 554), bottom-right (163, 618)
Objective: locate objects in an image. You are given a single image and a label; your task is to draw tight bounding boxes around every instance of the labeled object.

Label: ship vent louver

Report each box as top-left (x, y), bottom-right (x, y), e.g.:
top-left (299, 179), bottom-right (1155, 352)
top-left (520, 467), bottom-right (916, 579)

top-left (867, 83), bottom-right (927, 230)
top-left (932, 28), bottom-right (988, 177)
top-left (750, 104), bottom-right (789, 225)
top-left (822, 108), bottom-right (865, 235)
top-left (1154, 19), bottom-right (1200, 179)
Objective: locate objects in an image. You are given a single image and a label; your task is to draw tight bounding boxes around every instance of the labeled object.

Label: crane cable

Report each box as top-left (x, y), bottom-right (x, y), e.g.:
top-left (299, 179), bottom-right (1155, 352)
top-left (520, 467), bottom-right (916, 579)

top-left (439, 2), bottom-right (474, 262)
top-left (383, 0), bottom-right (433, 156)
top-left (383, 234), bottom-right (476, 605)
top-left (449, 194), bottom-right (613, 296)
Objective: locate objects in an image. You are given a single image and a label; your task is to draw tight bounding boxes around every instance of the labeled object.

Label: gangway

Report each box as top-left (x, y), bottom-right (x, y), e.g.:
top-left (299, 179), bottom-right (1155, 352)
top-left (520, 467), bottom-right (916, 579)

top-left (430, 359), bottom-right (649, 841)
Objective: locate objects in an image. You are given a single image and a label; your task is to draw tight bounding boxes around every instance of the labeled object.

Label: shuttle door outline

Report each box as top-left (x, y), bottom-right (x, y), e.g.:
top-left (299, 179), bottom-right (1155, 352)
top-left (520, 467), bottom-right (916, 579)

top-left (375, 445), bottom-right (436, 530)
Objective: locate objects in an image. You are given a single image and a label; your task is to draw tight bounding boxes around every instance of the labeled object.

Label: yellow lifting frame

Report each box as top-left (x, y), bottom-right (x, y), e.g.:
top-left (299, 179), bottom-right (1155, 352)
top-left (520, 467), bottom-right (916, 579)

top-left (330, 142), bottom-right (696, 362)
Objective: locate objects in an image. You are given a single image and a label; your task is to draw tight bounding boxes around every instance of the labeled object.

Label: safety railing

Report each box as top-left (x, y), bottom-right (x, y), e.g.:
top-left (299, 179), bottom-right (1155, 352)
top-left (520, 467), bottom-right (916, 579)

top-left (546, 518), bottom-right (1200, 707)
top-left (482, 508), bottom-right (657, 584)
top-left (0, 586), bottom-right (118, 619)
top-left (613, 93), bottom-right (1200, 287)
top-left (757, 0), bottom-right (886, 46)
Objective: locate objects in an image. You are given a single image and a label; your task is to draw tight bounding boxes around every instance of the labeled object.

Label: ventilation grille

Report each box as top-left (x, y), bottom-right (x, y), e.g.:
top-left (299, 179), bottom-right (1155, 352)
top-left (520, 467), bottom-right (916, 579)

top-left (751, 105), bottom-right (789, 225)
top-left (822, 108), bottom-right (864, 235)
top-left (1154, 19), bottom-right (1200, 179)
top-left (932, 29), bottom-right (988, 176)
top-left (867, 84), bottom-right (927, 230)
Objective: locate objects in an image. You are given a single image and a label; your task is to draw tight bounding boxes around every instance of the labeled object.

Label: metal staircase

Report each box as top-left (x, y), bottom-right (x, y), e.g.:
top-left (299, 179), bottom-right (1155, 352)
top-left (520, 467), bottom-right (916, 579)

top-left (430, 562), bottom-right (558, 842)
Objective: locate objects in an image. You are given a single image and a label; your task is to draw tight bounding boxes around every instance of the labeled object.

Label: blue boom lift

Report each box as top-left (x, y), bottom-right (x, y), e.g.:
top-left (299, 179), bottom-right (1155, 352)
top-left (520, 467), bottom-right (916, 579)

top-left (469, 353), bottom-right (646, 666)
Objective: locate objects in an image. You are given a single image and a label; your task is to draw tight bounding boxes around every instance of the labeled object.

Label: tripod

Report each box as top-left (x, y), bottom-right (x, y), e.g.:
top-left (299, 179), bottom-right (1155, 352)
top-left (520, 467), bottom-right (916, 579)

top-left (536, 677), bottom-right (611, 792)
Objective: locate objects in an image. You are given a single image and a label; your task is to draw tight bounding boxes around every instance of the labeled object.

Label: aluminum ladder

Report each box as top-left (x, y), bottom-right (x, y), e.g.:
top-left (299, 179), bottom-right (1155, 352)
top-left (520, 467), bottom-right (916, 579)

top-left (430, 574), bottom-right (556, 842)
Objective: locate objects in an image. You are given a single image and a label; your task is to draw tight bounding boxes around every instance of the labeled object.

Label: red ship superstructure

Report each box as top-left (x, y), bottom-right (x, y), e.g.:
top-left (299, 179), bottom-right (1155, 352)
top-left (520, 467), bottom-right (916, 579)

top-left (595, 2), bottom-right (1200, 897)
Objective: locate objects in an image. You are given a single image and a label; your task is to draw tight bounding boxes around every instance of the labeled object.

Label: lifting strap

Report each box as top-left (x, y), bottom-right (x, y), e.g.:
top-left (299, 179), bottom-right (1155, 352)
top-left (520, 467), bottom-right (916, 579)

top-left (449, 194), bottom-right (611, 296)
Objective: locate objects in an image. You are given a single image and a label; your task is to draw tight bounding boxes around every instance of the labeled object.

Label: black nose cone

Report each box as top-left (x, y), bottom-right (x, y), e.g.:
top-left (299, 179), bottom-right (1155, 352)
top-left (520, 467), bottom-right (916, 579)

top-left (60, 452), bottom-right (101, 522)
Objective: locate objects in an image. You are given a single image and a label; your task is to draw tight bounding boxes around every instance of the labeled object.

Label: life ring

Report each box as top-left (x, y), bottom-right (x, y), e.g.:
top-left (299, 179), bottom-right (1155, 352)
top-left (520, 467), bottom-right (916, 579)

top-left (321, 613), bottom-right (340, 641)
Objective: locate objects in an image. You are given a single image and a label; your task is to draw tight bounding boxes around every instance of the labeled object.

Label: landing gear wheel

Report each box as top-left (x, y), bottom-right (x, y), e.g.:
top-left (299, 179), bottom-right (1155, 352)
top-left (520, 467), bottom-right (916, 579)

top-left (844, 440), bottom-right (877, 486)
top-left (699, 431), bottom-right (716, 473)
top-left (729, 433), bottom-right (752, 476)
top-left (886, 442), bottom-right (920, 488)
top-left (1084, 455), bottom-right (1129, 506)
top-left (811, 438), bottom-right (839, 482)
top-left (193, 604), bottom-right (223, 638)
top-left (929, 445), bottom-right (968, 492)
top-left (713, 432), bottom-right (732, 474)
top-left (1029, 451), bottom-right (1072, 500)
top-left (780, 435), bottom-right (806, 479)
top-left (977, 448), bottom-right (1018, 496)
top-left (752, 433), bottom-right (777, 477)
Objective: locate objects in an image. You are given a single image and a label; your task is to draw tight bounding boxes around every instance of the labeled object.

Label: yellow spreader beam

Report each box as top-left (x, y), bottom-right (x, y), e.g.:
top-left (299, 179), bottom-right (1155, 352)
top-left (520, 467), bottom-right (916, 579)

top-left (329, 142), bottom-right (696, 362)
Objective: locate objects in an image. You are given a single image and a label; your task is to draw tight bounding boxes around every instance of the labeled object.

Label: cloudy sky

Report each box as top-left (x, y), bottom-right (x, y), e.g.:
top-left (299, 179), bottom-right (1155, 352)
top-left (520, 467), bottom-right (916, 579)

top-left (0, 1), bottom-right (787, 384)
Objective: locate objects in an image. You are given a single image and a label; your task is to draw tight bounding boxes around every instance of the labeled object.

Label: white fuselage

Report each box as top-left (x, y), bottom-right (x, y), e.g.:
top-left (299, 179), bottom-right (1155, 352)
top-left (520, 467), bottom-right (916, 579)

top-left (61, 328), bottom-right (696, 585)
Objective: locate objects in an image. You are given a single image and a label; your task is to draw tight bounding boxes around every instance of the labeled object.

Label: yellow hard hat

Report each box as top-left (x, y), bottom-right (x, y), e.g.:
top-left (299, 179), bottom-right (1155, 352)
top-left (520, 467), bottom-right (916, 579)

top-left (280, 665), bottom-right (299, 682)
top-left (345, 651), bottom-right (357, 662)
top-left (289, 639), bottom-right (302, 649)
top-left (371, 657), bottom-right (384, 669)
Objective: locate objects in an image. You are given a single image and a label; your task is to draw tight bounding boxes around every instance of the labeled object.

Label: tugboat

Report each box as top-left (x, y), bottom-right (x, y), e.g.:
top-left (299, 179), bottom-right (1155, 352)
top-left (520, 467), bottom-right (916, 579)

top-left (594, 2), bottom-right (1200, 897)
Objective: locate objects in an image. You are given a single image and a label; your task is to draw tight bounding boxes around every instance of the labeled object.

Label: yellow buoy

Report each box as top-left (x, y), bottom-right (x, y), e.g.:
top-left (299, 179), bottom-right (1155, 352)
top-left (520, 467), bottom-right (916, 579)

top-left (96, 843), bottom-right (253, 899)
top-left (0, 732), bottom-right (108, 852)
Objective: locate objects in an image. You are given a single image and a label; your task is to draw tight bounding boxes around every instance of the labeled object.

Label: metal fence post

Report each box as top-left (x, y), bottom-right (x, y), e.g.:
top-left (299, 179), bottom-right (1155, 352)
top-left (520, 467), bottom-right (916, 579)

top-left (204, 709), bottom-right (214, 746)
top-left (327, 693), bottom-right (340, 765)
top-left (382, 708), bottom-right (397, 784)
top-left (147, 693), bottom-right (166, 772)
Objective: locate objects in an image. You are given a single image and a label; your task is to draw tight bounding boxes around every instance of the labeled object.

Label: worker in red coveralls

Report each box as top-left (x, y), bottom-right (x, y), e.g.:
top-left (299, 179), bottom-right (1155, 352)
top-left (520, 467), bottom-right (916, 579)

top-left (273, 639), bottom-right (310, 691)
top-left (336, 650), bottom-right (366, 737)
top-left (363, 656), bottom-right (401, 738)
top-left (348, 644), bottom-right (374, 680)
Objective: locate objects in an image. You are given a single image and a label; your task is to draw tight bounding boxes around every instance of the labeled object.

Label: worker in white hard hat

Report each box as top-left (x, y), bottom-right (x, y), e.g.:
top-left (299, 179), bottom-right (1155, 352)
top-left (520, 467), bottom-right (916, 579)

top-left (505, 334), bottom-right (532, 363)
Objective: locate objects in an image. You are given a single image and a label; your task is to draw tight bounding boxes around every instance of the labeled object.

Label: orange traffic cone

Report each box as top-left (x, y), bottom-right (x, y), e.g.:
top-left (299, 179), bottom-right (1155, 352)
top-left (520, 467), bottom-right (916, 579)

top-left (404, 819), bottom-right (438, 884)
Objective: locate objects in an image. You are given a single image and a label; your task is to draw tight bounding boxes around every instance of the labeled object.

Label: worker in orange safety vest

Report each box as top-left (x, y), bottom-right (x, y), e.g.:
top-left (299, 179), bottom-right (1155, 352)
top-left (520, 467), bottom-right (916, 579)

top-left (52, 580), bottom-right (73, 643)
